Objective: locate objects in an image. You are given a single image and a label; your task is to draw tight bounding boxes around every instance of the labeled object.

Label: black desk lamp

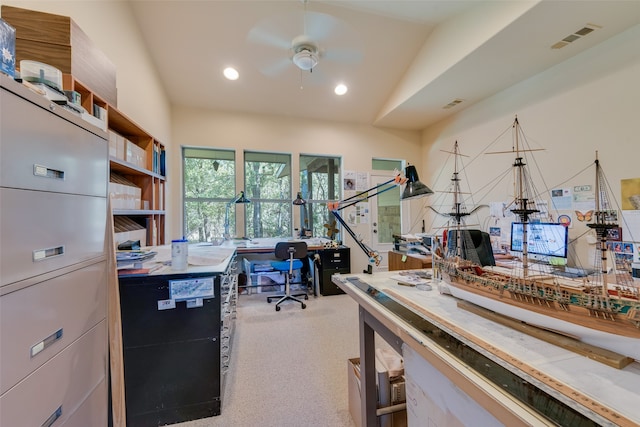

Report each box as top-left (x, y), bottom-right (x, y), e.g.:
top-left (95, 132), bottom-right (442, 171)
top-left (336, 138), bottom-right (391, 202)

top-left (224, 191), bottom-right (250, 239)
top-left (328, 165), bottom-right (432, 273)
top-left (293, 192), bottom-right (310, 238)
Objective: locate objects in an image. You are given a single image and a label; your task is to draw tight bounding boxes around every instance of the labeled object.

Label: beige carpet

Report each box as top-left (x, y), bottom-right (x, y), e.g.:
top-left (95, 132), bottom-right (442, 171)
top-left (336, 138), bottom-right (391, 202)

top-left (171, 291), bottom-right (360, 427)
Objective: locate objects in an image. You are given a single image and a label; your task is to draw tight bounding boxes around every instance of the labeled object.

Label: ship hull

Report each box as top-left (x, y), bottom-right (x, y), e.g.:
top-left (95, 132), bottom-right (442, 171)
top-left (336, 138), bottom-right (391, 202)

top-left (441, 269), bottom-right (640, 361)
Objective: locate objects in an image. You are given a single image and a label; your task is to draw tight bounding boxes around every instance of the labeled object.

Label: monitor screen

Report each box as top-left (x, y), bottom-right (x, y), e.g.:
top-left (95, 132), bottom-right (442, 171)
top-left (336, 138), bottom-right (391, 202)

top-left (510, 222), bottom-right (569, 259)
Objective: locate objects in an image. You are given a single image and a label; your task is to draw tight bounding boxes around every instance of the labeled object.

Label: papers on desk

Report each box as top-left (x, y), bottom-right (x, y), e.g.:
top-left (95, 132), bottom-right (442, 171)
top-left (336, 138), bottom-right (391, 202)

top-left (390, 270), bottom-right (432, 289)
top-left (116, 250), bottom-right (157, 267)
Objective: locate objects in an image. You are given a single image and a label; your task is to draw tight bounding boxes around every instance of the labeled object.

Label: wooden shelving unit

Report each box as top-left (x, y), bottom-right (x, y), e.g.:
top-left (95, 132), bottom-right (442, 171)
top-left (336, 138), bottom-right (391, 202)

top-left (64, 75), bottom-right (166, 246)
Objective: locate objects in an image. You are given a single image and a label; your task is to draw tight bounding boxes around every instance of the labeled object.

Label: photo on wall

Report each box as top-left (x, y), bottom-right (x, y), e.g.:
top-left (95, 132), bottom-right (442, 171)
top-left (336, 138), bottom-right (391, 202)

top-left (621, 178), bottom-right (640, 210)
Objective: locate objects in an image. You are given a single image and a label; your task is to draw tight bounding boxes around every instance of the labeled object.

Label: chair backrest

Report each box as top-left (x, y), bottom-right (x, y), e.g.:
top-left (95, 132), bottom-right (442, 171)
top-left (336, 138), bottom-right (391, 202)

top-left (274, 241), bottom-right (308, 260)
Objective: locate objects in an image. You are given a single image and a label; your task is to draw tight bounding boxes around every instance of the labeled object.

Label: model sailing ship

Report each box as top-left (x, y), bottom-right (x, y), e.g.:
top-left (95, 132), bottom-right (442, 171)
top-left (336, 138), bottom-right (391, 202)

top-left (433, 118), bottom-right (640, 361)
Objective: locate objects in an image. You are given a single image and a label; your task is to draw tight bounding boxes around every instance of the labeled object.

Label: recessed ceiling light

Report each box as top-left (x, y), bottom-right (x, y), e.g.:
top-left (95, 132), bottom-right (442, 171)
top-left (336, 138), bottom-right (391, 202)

top-left (334, 84), bottom-right (348, 96)
top-left (223, 67), bottom-right (239, 81)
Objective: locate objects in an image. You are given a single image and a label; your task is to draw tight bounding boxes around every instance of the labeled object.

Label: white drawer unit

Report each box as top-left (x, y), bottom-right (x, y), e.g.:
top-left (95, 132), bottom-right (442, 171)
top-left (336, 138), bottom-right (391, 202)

top-left (0, 188), bottom-right (107, 286)
top-left (0, 261), bottom-right (107, 394)
top-left (0, 321), bottom-right (107, 427)
top-left (0, 74), bottom-right (108, 426)
top-left (61, 379), bottom-right (108, 427)
top-left (0, 85), bottom-right (107, 197)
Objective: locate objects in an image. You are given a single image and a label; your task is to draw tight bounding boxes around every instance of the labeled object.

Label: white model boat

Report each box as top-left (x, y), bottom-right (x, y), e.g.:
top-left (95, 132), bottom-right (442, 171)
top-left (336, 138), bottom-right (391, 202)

top-left (432, 118), bottom-right (640, 361)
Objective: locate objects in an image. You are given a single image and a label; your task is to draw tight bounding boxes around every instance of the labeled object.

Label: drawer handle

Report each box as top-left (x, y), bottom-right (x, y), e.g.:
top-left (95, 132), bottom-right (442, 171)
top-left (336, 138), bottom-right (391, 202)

top-left (33, 164), bottom-right (65, 180)
top-left (41, 405), bottom-right (62, 427)
top-left (31, 328), bottom-right (63, 358)
top-left (33, 246), bottom-right (65, 262)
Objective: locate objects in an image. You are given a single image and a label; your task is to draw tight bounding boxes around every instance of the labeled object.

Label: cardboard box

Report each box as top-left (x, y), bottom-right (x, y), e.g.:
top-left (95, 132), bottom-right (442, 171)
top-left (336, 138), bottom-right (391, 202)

top-left (108, 130), bottom-right (126, 160)
top-left (125, 139), bottom-right (147, 169)
top-left (0, 18), bottom-right (16, 78)
top-left (347, 357), bottom-right (407, 427)
top-left (109, 180), bottom-right (142, 210)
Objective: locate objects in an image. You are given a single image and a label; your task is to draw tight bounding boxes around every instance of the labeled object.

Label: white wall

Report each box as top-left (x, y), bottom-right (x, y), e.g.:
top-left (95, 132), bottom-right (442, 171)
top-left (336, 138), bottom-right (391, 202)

top-left (419, 25), bottom-right (640, 268)
top-left (172, 106), bottom-right (422, 270)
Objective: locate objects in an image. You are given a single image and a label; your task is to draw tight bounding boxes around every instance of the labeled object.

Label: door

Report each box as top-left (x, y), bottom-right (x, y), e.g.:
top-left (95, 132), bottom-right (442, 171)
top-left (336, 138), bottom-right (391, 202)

top-left (369, 174), bottom-right (402, 271)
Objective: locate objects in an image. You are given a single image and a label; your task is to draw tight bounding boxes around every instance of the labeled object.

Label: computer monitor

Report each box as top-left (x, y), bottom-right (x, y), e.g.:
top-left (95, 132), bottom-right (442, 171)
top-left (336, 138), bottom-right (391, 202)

top-left (510, 222), bottom-right (569, 260)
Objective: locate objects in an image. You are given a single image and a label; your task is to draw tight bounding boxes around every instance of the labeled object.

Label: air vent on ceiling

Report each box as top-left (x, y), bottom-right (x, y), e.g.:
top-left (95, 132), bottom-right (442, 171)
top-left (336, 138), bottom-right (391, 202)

top-left (442, 99), bottom-right (463, 109)
top-left (551, 23), bottom-right (601, 49)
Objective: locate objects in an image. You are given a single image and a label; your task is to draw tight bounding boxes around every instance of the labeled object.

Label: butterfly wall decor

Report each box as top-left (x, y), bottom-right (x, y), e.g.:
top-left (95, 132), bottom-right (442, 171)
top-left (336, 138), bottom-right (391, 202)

top-left (575, 210), bottom-right (593, 222)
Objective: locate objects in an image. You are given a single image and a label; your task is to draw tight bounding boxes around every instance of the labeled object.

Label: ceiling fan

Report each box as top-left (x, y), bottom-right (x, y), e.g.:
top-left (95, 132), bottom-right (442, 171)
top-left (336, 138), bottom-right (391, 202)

top-left (246, 0), bottom-right (363, 78)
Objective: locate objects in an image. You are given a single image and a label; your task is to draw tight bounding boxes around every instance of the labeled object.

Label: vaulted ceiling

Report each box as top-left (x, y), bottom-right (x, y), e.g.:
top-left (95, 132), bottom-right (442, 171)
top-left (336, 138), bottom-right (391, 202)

top-left (129, 0), bottom-right (640, 130)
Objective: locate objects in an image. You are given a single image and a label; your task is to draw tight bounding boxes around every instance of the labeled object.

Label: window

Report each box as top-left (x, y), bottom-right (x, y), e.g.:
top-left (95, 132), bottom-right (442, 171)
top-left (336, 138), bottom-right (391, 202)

top-left (372, 158), bottom-right (402, 172)
top-left (183, 148), bottom-right (235, 242)
top-left (372, 158), bottom-right (404, 243)
top-left (299, 155), bottom-right (341, 238)
top-left (244, 151), bottom-right (292, 238)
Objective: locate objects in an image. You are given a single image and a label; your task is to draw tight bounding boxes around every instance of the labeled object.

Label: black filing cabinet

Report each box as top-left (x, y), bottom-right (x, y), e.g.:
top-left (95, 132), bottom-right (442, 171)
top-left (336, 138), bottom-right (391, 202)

top-left (119, 271), bottom-right (222, 426)
top-left (317, 247), bottom-right (350, 295)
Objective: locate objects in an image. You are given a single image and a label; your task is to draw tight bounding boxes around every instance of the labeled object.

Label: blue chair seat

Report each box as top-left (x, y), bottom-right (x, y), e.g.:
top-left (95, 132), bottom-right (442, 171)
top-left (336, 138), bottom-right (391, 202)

top-left (267, 241), bottom-right (309, 311)
top-left (271, 259), bottom-right (303, 272)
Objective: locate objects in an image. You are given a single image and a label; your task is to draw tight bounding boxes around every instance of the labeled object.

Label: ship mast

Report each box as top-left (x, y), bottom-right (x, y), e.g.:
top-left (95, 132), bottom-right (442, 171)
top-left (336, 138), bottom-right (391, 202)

top-left (586, 151), bottom-right (617, 297)
top-left (443, 141), bottom-right (471, 260)
top-left (509, 117), bottom-right (539, 277)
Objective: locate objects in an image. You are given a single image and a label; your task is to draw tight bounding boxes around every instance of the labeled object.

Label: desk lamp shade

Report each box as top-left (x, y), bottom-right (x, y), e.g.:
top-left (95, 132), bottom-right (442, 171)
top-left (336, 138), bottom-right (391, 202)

top-left (402, 165), bottom-right (433, 200)
top-left (233, 191), bottom-right (250, 204)
top-left (293, 192), bottom-right (306, 205)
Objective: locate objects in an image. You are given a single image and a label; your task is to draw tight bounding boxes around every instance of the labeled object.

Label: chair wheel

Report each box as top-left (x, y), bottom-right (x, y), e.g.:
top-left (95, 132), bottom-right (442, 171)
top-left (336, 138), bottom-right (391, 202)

top-left (275, 305), bottom-right (281, 311)
top-left (301, 303), bottom-right (306, 309)
top-left (267, 299), bottom-right (272, 303)
top-left (304, 295), bottom-right (308, 300)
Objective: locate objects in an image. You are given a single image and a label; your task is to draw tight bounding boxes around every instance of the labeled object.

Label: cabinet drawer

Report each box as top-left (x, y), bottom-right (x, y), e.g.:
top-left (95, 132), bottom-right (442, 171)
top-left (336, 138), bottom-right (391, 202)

top-left (0, 86), bottom-right (107, 196)
top-left (0, 261), bottom-right (107, 394)
top-left (61, 378), bottom-right (108, 427)
top-left (0, 188), bottom-right (106, 287)
top-left (0, 321), bottom-right (107, 427)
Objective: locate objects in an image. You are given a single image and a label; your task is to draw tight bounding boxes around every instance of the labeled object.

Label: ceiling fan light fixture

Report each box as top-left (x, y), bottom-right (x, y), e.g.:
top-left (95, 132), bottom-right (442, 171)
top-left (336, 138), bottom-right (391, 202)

top-left (292, 48), bottom-right (318, 71)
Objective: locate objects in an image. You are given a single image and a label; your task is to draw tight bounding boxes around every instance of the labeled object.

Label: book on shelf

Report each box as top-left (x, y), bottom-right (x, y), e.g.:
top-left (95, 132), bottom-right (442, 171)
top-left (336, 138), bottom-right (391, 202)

top-left (160, 149), bottom-right (166, 176)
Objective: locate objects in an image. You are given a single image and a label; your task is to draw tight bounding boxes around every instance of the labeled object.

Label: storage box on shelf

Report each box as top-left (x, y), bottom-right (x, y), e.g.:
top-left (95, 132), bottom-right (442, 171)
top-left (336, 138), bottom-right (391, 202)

top-left (113, 216), bottom-right (147, 249)
top-left (107, 105), bottom-right (166, 246)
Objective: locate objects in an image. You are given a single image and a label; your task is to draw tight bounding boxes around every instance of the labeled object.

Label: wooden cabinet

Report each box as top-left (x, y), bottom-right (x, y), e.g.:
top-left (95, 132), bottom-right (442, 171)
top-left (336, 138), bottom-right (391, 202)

top-left (388, 250), bottom-right (432, 271)
top-left (0, 74), bottom-right (108, 427)
top-left (63, 75), bottom-right (166, 246)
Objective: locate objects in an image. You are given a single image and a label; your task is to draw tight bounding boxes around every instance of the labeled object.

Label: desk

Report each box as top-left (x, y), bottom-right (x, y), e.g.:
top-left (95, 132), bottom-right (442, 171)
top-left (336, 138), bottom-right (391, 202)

top-left (228, 237), bottom-right (330, 254)
top-left (333, 271), bottom-right (640, 427)
top-left (225, 237), bottom-right (339, 295)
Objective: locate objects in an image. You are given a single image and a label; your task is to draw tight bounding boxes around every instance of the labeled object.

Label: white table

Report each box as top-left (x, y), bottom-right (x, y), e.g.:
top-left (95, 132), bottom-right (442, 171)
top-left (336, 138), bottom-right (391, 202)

top-left (333, 270), bottom-right (640, 427)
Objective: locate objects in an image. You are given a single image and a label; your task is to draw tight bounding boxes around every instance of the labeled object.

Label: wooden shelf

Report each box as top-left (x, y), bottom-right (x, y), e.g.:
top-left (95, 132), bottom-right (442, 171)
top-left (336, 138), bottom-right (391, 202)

top-left (62, 75), bottom-right (167, 246)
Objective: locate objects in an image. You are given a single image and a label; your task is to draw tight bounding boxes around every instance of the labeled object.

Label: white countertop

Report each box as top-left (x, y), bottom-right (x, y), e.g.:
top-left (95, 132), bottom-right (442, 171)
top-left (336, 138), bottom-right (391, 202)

top-left (333, 270), bottom-right (640, 426)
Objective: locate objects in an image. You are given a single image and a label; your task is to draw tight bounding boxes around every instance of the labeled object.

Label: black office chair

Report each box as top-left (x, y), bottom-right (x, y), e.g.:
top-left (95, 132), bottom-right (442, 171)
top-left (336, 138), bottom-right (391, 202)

top-left (267, 241), bottom-right (309, 311)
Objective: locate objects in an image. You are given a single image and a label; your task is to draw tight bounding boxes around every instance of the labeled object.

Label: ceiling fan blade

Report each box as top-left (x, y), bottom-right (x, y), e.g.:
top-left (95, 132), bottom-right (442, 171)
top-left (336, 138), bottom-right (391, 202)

top-left (247, 25), bottom-right (292, 51)
top-left (304, 11), bottom-right (339, 42)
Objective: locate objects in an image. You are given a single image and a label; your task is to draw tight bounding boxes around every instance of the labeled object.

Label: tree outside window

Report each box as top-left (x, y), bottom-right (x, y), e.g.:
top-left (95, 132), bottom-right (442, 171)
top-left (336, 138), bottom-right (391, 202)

top-left (183, 148), bottom-right (235, 242)
top-left (299, 155), bottom-right (341, 238)
top-left (244, 151), bottom-right (292, 238)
